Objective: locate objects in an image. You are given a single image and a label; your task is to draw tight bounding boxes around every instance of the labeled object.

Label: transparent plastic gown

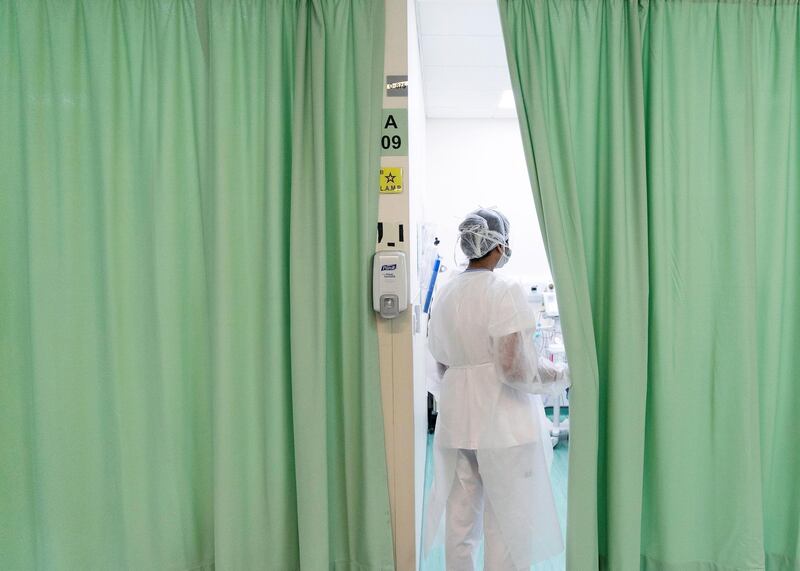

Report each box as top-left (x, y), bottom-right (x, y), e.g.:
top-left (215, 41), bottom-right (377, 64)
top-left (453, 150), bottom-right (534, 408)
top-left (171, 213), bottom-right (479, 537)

top-left (425, 271), bottom-right (569, 569)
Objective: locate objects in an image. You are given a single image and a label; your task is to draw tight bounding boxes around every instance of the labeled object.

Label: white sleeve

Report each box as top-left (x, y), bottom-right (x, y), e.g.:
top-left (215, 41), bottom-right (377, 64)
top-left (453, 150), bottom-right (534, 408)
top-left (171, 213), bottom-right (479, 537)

top-left (490, 282), bottom-right (571, 395)
top-left (493, 332), bottom-right (571, 395)
top-left (425, 352), bottom-right (445, 400)
top-left (427, 308), bottom-right (446, 364)
top-left (537, 357), bottom-right (570, 385)
top-left (494, 330), bottom-right (538, 387)
top-left (426, 307), bottom-right (448, 399)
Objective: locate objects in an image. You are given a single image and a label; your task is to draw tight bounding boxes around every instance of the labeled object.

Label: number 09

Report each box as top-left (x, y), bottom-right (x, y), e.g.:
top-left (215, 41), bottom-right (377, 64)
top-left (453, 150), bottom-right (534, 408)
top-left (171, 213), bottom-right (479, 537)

top-left (381, 135), bottom-right (402, 150)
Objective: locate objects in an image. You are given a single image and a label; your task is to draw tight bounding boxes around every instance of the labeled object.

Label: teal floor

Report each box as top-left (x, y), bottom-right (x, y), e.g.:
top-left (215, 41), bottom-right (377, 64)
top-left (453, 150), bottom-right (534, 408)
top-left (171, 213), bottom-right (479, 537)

top-left (420, 414), bottom-right (568, 571)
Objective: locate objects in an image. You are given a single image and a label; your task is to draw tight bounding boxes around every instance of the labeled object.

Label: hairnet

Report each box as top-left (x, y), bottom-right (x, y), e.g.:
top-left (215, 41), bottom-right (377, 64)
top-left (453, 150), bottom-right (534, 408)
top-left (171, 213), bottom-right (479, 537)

top-left (457, 208), bottom-right (510, 259)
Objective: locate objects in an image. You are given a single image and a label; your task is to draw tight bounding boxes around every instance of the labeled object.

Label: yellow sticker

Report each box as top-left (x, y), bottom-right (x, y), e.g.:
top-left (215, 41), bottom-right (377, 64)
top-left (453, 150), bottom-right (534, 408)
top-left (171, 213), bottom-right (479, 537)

top-left (379, 167), bottom-right (403, 194)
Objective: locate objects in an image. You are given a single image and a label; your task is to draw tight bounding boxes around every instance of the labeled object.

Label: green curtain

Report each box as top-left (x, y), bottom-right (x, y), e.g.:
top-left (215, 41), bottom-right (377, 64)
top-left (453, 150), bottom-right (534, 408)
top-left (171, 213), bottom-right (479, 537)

top-left (204, 1), bottom-right (392, 569)
top-left (0, 1), bottom-right (392, 570)
top-left (499, 1), bottom-right (800, 570)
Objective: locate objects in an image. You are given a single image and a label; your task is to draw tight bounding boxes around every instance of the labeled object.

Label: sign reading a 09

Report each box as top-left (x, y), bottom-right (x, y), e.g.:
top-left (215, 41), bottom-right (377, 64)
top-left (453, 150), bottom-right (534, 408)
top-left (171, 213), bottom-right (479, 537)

top-left (381, 134), bottom-right (402, 150)
top-left (381, 109), bottom-right (408, 156)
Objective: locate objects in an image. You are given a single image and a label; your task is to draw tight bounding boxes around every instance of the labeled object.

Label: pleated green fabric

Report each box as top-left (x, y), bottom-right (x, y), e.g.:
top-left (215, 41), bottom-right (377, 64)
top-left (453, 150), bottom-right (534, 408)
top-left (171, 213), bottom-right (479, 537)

top-left (499, 1), bottom-right (800, 570)
top-left (0, 1), bottom-right (392, 569)
top-left (203, 1), bottom-right (393, 569)
top-left (0, 2), bottom-right (215, 568)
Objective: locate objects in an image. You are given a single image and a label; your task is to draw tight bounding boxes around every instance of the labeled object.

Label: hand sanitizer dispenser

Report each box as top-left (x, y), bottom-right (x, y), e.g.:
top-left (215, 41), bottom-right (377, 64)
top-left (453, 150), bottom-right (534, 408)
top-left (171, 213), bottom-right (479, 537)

top-left (373, 251), bottom-right (408, 319)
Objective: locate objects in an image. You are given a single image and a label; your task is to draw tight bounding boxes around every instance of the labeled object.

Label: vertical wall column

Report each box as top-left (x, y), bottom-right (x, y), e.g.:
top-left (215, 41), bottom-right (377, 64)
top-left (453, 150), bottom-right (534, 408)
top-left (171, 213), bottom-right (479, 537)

top-left (377, 0), bottom-right (416, 568)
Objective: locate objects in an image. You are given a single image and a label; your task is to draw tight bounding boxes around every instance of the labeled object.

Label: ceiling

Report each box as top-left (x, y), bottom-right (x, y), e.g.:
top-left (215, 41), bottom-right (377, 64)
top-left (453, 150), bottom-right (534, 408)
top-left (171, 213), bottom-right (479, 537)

top-left (415, 0), bottom-right (515, 118)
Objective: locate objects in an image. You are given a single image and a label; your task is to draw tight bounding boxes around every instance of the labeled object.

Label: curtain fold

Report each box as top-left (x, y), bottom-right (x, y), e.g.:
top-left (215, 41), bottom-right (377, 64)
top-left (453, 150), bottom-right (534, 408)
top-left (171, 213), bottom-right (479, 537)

top-left (287, 2), bottom-right (394, 569)
top-left (0, 1), bottom-right (392, 569)
top-left (204, 0), bottom-right (393, 569)
top-left (499, 0), bottom-right (800, 570)
top-left (0, 3), bottom-right (214, 568)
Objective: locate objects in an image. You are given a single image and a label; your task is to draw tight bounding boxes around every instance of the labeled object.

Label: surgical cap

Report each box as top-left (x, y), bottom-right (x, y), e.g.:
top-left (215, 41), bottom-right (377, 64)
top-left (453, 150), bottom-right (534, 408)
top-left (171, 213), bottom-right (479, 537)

top-left (458, 208), bottom-right (510, 260)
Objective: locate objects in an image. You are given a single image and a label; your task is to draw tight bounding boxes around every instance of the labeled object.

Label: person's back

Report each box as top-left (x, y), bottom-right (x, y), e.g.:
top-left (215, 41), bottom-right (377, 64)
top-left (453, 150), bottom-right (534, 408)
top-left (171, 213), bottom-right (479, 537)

top-left (429, 269), bottom-right (540, 450)
top-left (428, 270), bottom-right (495, 368)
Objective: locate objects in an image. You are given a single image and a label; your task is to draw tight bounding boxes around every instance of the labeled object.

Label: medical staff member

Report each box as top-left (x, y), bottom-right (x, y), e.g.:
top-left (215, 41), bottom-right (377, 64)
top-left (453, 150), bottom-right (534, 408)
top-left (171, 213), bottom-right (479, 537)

top-left (424, 208), bottom-right (568, 570)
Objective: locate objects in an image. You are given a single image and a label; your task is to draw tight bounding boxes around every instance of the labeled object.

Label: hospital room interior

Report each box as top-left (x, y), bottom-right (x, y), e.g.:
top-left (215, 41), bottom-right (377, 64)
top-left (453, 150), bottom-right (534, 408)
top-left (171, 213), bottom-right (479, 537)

top-left (2, 1), bottom-right (799, 571)
top-left (410, 3), bottom-right (569, 569)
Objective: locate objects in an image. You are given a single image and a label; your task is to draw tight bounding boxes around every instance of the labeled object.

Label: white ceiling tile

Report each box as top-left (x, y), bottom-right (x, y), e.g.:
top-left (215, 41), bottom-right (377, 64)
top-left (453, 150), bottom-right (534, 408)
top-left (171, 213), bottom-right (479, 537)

top-left (416, 0), bottom-right (514, 118)
top-left (417, 0), bottom-right (495, 4)
top-left (425, 88), bottom-right (505, 109)
top-left (492, 109), bottom-right (517, 119)
top-left (420, 35), bottom-right (507, 67)
top-left (422, 65), bottom-right (511, 94)
top-left (418, 3), bottom-right (503, 37)
top-left (426, 107), bottom-right (492, 118)
top-left (425, 106), bottom-right (517, 119)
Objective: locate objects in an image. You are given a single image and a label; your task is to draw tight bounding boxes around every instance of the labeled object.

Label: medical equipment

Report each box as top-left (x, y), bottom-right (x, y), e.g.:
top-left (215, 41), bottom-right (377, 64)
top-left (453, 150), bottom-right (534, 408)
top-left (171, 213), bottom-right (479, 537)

top-left (543, 291), bottom-right (559, 317)
top-left (531, 290), bottom-right (569, 445)
top-left (542, 330), bottom-right (569, 444)
top-left (423, 255), bottom-right (441, 314)
top-left (528, 283), bottom-right (544, 310)
top-left (373, 251), bottom-right (408, 319)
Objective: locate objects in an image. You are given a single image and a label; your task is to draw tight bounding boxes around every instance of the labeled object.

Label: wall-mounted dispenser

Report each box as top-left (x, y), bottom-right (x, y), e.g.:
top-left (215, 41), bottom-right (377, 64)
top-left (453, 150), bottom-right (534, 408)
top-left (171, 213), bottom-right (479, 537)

top-left (373, 251), bottom-right (408, 319)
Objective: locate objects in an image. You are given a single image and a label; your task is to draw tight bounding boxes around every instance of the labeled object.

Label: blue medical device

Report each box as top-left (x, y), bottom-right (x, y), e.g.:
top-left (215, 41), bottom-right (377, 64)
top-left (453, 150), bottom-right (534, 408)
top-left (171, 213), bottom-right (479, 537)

top-left (423, 256), bottom-right (441, 314)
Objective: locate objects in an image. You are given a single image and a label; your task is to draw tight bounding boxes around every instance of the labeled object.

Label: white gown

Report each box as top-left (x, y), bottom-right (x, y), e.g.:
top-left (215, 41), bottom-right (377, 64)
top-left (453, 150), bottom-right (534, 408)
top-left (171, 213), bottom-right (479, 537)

top-left (425, 270), bottom-right (564, 570)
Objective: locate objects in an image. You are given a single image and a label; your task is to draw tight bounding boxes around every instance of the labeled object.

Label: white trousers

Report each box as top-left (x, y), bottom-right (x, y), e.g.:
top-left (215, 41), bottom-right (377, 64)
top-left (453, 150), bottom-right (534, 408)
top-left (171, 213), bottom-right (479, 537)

top-left (445, 449), bottom-right (521, 571)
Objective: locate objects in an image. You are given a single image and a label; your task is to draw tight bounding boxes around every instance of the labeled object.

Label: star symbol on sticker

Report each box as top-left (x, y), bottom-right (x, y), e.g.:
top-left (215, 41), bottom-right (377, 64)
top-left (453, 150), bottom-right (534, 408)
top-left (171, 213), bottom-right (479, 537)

top-left (384, 172), bottom-right (396, 184)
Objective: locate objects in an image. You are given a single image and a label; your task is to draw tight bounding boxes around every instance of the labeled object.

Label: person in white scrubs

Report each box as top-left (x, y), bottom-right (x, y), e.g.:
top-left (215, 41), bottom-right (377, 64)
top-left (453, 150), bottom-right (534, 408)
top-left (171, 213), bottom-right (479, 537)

top-left (424, 209), bottom-right (568, 571)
